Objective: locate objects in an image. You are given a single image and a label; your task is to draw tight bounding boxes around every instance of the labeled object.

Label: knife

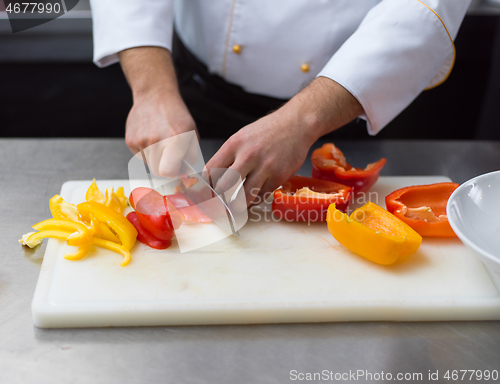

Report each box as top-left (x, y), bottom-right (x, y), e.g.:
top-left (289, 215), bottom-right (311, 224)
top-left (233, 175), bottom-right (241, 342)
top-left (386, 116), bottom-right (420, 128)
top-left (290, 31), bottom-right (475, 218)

top-left (180, 159), bottom-right (240, 237)
top-left (139, 148), bottom-right (243, 237)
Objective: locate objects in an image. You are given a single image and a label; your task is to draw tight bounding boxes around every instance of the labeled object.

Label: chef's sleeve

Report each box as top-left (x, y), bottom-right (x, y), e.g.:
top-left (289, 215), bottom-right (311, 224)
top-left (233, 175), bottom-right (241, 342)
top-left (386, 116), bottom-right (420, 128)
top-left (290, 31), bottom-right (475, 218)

top-left (317, 0), bottom-right (471, 135)
top-left (89, 0), bottom-right (174, 68)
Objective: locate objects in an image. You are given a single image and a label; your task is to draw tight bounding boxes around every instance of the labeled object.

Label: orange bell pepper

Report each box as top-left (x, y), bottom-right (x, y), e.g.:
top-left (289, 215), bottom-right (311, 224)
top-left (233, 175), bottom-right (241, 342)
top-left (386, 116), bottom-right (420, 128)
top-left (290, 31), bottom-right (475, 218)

top-left (385, 182), bottom-right (459, 237)
top-left (311, 143), bottom-right (386, 193)
top-left (327, 202), bottom-right (422, 265)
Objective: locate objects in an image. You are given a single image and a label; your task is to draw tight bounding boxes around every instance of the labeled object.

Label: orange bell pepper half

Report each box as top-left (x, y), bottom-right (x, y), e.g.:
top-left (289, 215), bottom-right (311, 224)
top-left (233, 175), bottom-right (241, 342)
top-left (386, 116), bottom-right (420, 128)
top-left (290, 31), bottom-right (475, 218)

top-left (385, 182), bottom-right (459, 237)
top-left (311, 143), bottom-right (386, 193)
top-left (327, 202), bottom-right (422, 265)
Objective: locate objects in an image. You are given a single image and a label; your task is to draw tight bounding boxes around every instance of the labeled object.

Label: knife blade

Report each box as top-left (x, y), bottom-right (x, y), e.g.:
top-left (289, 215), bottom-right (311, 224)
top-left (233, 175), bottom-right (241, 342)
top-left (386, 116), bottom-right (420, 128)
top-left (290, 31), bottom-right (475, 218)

top-left (140, 149), bottom-right (155, 189)
top-left (180, 159), bottom-right (240, 237)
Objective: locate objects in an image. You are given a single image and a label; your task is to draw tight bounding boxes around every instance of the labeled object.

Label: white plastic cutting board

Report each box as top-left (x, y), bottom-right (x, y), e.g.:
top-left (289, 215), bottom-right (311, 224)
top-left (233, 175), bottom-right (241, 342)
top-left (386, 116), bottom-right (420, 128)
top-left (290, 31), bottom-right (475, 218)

top-left (32, 177), bottom-right (500, 328)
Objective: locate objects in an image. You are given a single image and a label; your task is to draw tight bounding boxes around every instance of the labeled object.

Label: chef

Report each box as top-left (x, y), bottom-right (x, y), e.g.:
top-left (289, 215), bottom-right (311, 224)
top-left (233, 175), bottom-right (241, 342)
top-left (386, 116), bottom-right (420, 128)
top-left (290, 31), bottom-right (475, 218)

top-left (90, 0), bottom-right (471, 206)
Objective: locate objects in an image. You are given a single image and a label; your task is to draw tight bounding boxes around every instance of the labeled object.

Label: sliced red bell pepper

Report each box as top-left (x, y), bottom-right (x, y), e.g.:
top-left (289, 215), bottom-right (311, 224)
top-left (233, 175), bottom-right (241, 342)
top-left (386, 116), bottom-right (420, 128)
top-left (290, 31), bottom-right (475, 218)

top-left (126, 212), bottom-right (172, 249)
top-left (165, 193), bottom-right (212, 223)
top-left (129, 188), bottom-right (178, 242)
top-left (129, 187), bottom-right (151, 210)
top-left (130, 187), bottom-right (210, 226)
top-left (272, 175), bottom-right (352, 222)
top-left (385, 182), bottom-right (459, 237)
top-left (171, 174), bottom-right (213, 223)
top-left (311, 143), bottom-right (386, 193)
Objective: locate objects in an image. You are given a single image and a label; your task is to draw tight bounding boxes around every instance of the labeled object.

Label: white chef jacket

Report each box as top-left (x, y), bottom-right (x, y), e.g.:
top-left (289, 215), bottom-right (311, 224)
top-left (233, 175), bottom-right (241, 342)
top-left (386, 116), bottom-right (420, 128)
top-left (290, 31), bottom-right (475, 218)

top-left (90, 0), bottom-right (471, 135)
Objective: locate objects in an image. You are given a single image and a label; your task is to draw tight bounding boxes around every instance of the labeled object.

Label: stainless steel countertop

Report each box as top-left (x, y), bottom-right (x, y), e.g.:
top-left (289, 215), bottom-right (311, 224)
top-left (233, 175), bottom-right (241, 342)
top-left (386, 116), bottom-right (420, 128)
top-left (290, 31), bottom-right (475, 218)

top-left (1, 138), bottom-right (500, 384)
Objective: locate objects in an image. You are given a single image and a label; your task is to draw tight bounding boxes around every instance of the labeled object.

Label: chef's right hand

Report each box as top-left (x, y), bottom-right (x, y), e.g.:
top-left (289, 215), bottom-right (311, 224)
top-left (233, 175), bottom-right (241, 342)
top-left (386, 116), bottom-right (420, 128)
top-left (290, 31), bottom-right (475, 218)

top-left (119, 46), bottom-right (198, 178)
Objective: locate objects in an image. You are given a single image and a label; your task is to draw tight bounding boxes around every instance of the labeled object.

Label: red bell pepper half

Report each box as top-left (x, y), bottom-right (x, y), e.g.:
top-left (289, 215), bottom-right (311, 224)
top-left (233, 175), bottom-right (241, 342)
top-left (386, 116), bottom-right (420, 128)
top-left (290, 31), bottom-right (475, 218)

top-left (385, 182), bottom-right (459, 237)
top-left (311, 143), bottom-right (386, 193)
top-left (272, 175), bottom-right (352, 222)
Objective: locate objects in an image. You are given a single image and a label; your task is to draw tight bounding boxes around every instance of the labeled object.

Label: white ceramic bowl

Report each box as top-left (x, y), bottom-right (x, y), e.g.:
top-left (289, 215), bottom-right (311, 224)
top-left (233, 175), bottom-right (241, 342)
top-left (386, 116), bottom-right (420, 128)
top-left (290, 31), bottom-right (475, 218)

top-left (447, 170), bottom-right (500, 276)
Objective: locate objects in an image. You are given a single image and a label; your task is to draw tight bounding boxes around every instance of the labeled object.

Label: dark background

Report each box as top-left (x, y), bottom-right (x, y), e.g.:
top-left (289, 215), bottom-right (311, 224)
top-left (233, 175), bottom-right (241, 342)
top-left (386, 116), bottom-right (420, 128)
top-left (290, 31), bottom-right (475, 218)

top-left (1, 15), bottom-right (500, 140)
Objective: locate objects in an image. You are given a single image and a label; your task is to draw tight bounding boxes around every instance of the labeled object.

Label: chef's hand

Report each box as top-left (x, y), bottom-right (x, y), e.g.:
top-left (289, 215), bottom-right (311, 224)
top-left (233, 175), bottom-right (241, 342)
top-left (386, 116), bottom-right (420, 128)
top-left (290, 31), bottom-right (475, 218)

top-left (119, 47), bottom-right (198, 178)
top-left (206, 76), bottom-right (364, 207)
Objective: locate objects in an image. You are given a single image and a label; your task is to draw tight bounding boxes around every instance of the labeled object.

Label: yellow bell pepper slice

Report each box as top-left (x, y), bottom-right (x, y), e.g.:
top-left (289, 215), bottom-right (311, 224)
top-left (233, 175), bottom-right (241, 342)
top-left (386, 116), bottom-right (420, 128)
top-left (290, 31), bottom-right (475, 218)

top-left (93, 238), bottom-right (131, 267)
top-left (21, 226), bottom-right (128, 265)
top-left (327, 202), bottom-right (422, 265)
top-left (96, 222), bottom-right (120, 242)
top-left (104, 187), bottom-right (127, 214)
top-left (21, 181), bottom-right (135, 266)
top-left (77, 202), bottom-right (137, 250)
top-left (86, 180), bottom-right (128, 214)
top-left (50, 194), bottom-right (100, 236)
top-left (22, 230), bottom-right (72, 248)
top-left (86, 179), bottom-right (105, 204)
top-left (79, 210), bottom-right (118, 241)
top-left (114, 187), bottom-right (128, 208)
top-left (22, 230), bottom-right (90, 260)
top-left (49, 194), bottom-right (79, 222)
top-left (84, 213), bottom-right (99, 236)
top-left (64, 244), bottom-right (90, 261)
top-left (32, 219), bottom-right (94, 247)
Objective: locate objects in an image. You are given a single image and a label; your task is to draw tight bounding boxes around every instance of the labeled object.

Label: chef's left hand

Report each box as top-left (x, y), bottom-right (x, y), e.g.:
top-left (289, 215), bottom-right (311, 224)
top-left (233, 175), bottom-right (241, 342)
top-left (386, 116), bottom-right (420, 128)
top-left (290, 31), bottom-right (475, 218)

top-left (205, 76), bottom-right (364, 207)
